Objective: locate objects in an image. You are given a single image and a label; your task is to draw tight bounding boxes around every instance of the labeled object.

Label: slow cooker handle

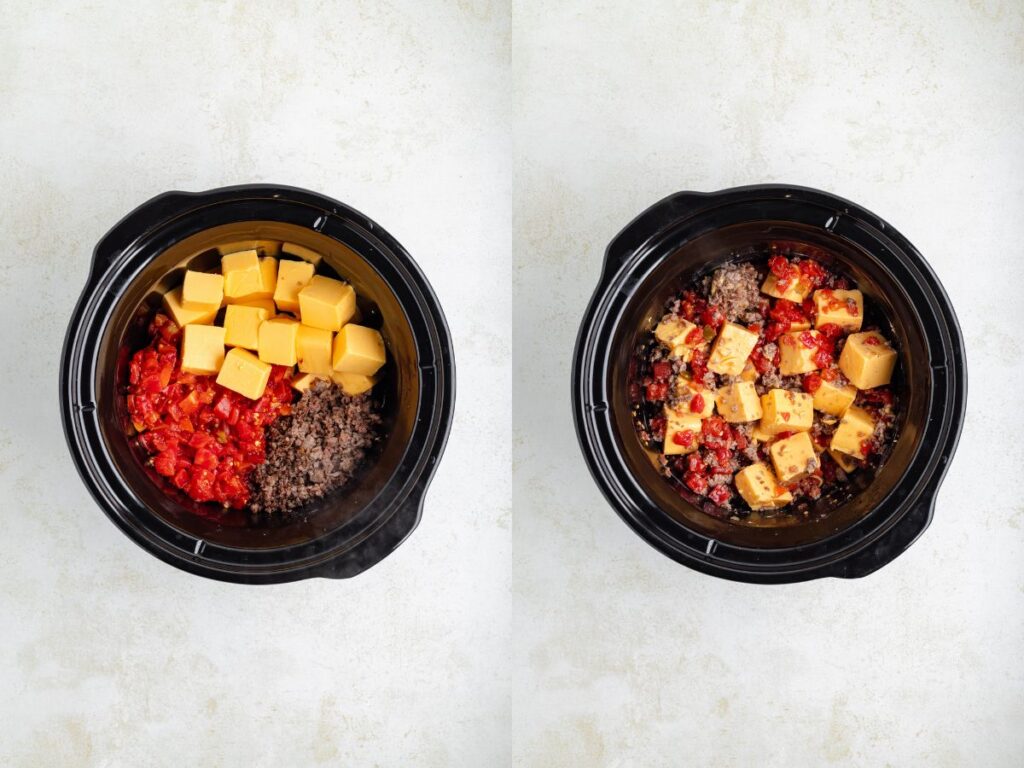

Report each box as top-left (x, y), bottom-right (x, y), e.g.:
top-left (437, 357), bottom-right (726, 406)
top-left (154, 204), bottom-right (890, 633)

top-left (314, 493), bottom-right (425, 579)
top-left (90, 191), bottom-right (202, 282)
top-left (828, 494), bottom-right (936, 579)
top-left (601, 191), bottom-right (712, 285)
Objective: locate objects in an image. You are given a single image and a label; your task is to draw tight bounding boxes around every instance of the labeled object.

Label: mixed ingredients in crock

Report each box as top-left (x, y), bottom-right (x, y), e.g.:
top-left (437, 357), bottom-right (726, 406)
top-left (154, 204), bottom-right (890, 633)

top-left (631, 245), bottom-right (899, 519)
top-left (125, 241), bottom-right (387, 517)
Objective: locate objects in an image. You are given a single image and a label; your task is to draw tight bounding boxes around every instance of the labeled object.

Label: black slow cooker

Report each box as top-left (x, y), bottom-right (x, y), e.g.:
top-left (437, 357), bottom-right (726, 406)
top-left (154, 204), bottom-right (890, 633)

top-left (61, 185), bottom-right (454, 583)
top-left (573, 185), bottom-right (966, 583)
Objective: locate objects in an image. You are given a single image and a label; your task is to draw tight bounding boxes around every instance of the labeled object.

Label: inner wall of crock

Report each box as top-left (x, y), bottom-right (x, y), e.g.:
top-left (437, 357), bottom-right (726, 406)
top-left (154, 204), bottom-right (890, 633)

top-left (95, 221), bottom-right (418, 549)
top-left (609, 221), bottom-right (929, 548)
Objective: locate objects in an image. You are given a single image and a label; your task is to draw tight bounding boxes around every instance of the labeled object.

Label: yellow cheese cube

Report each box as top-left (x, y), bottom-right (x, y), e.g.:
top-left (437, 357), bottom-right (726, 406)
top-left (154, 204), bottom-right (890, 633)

top-left (257, 317), bottom-right (299, 366)
top-left (715, 381), bottom-right (763, 423)
top-left (735, 463), bottom-right (792, 510)
top-left (254, 257), bottom-right (278, 300)
top-left (762, 273), bottom-right (811, 302)
top-left (221, 249), bottom-right (263, 301)
top-left (760, 389), bottom-right (813, 435)
top-left (291, 372), bottom-right (324, 393)
top-left (282, 242), bottom-right (324, 266)
top-left (332, 324), bottom-right (386, 376)
top-left (162, 287), bottom-right (218, 327)
top-left (223, 304), bottom-right (269, 351)
top-left (813, 289), bottom-right (863, 332)
top-left (750, 422), bottom-right (774, 443)
top-left (180, 324), bottom-right (225, 375)
top-left (708, 322), bottom-right (759, 376)
top-left (812, 378), bottom-right (857, 416)
top-left (829, 448), bottom-right (859, 473)
top-left (663, 406), bottom-right (702, 456)
top-left (769, 432), bottom-right (819, 484)
top-left (298, 275), bottom-right (357, 332)
top-left (181, 270), bottom-right (224, 310)
top-left (778, 330), bottom-right (822, 375)
top-left (839, 331), bottom-right (897, 390)
top-left (273, 259), bottom-right (316, 313)
top-left (331, 370), bottom-right (376, 396)
top-left (217, 240), bottom-right (282, 258)
top-left (740, 361), bottom-right (759, 383)
top-left (216, 348), bottom-right (272, 400)
top-left (674, 376), bottom-right (715, 418)
top-left (240, 298), bottom-right (277, 314)
top-left (296, 324), bottom-right (334, 376)
top-left (830, 406), bottom-right (875, 459)
top-left (655, 315), bottom-right (698, 349)
top-left (789, 319), bottom-right (811, 332)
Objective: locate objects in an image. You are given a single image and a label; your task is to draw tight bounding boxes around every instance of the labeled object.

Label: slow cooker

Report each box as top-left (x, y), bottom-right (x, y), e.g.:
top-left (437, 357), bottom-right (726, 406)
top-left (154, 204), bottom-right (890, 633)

top-left (61, 184), bottom-right (455, 583)
top-left (572, 185), bottom-right (966, 583)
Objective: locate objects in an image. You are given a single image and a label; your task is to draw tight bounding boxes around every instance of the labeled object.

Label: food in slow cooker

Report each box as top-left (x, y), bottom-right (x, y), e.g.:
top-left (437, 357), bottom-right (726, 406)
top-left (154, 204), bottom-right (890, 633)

top-left (632, 246), bottom-right (898, 519)
top-left (125, 242), bottom-right (387, 514)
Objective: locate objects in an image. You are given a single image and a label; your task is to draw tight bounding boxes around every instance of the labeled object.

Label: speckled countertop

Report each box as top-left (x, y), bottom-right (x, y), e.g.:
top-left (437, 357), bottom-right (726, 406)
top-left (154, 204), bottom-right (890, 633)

top-left (1, 1), bottom-right (1021, 766)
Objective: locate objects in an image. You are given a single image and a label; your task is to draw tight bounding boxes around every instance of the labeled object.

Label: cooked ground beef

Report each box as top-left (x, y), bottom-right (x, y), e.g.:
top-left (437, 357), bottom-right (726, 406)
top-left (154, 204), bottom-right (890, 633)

top-left (248, 380), bottom-right (381, 516)
top-left (706, 263), bottom-right (762, 322)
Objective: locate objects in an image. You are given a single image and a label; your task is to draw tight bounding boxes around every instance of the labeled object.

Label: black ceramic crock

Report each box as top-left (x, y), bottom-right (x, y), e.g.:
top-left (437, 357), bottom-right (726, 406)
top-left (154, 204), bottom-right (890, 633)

top-left (61, 184), bottom-right (454, 583)
top-left (573, 185), bottom-right (966, 583)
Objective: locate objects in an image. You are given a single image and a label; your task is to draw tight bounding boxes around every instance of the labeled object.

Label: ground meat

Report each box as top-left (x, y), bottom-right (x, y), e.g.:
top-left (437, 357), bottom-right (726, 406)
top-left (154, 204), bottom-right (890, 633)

top-left (248, 380), bottom-right (381, 516)
top-left (706, 263), bottom-right (762, 322)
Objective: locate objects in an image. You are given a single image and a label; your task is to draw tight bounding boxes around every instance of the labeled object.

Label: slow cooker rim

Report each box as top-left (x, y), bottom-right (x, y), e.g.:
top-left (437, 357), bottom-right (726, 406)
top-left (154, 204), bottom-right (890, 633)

top-left (60, 184), bottom-right (455, 583)
top-left (572, 184), bottom-right (966, 582)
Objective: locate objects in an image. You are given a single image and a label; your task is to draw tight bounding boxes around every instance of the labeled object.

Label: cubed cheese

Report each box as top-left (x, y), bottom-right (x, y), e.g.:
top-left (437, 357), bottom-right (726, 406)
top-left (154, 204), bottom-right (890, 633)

top-left (789, 319), bottom-right (811, 332)
top-left (162, 287), bottom-right (218, 327)
top-left (813, 289), bottom-right (863, 332)
top-left (217, 240), bottom-right (282, 258)
top-left (778, 330), bottom-right (822, 375)
top-left (273, 259), bottom-right (316, 313)
top-left (812, 378), bottom-right (857, 416)
top-left (257, 317), bottom-right (299, 366)
top-left (829, 448), bottom-right (859, 473)
top-left (216, 348), bottom-right (272, 400)
top-left (735, 463), bottom-right (793, 510)
top-left (332, 324), bottom-right (386, 376)
top-left (282, 242), bottom-right (324, 266)
top-left (221, 250), bottom-right (263, 301)
top-left (750, 422), bottom-right (774, 443)
top-left (762, 273), bottom-right (812, 302)
top-left (707, 322), bottom-right (759, 376)
top-left (674, 376), bottom-right (715, 418)
top-left (296, 324), bottom-right (334, 376)
top-left (715, 381), bottom-right (763, 423)
top-left (830, 406), bottom-right (876, 459)
top-left (663, 406), bottom-right (702, 456)
top-left (298, 275), bottom-right (357, 332)
top-left (180, 324), bottom-right (225, 375)
top-left (223, 304), bottom-right (269, 351)
top-left (234, 256), bottom-right (277, 302)
top-left (740, 360), bottom-right (759, 383)
top-left (769, 432), bottom-right (819, 484)
top-left (655, 315), bottom-right (698, 349)
top-left (240, 298), bottom-right (276, 314)
top-left (331, 370), bottom-right (376, 396)
top-left (760, 389), bottom-right (813, 435)
top-left (181, 270), bottom-right (224, 310)
top-left (839, 331), bottom-right (897, 390)
top-left (291, 372), bottom-right (324, 392)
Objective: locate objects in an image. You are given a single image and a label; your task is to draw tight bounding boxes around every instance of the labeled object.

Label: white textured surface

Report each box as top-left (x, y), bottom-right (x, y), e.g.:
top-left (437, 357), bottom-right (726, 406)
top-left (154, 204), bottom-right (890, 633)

top-left (1, 1), bottom-right (1022, 766)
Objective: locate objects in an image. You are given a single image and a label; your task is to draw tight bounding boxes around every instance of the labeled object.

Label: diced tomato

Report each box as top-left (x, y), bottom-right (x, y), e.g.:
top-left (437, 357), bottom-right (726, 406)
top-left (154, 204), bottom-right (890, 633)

top-left (684, 471), bottom-right (708, 494)
top-left (153, 451), bottom-right (176, 477)
top-left (213, 394), bottom-right (233, 420)
top-left (708, 484), bottom-right (732, 506)
top-left (803, 373), bottom-right (822, 393)
top-left (684, 326), bottom-right (703, 345)
top-left (689, 393), bottom-right (705, 414)
top-left (799, 259), bottom-right (828, 287)
top-left (702, 416), bottom-right (727, 439)
top-left (775, 430), bottom-right (795, 440)
top-left (817, 322), bottom-right (843, 340)
top-left (821, 367), bottom-right (839, 382)
top-left (863, 336), bottom-right (881, 346)
top-left (799, 331), bottom-right (818, 348)
top-left (672, 430), bottom-right (695, 448)
top-left (652, 361), bottom-right (672, 381)
top-left (686, 453), bottom-right (704, 474)
top-left (646, 381), bottom-right (669, 401)
top-left (700, 305), bottom-right (724, 329)
top-left (649, 417), bottom-right (666, 440)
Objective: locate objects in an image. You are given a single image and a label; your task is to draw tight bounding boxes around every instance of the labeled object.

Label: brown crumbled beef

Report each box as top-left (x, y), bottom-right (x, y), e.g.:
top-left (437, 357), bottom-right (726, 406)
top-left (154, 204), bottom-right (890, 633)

top-left (249, 380), bottom-right (381, 516)
top-left (707, 263), bottom-right (762, 322)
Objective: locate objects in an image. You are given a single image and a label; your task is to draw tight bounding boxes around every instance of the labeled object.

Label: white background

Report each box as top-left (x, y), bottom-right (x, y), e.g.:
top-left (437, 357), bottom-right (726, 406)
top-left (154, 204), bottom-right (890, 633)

top-left (1, 1), bottom-right (1022, 766)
